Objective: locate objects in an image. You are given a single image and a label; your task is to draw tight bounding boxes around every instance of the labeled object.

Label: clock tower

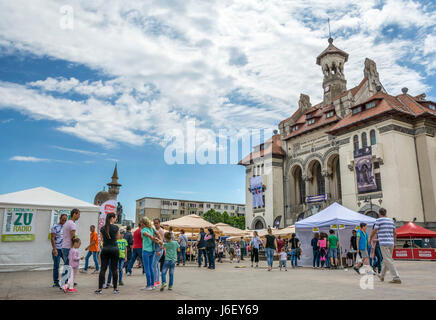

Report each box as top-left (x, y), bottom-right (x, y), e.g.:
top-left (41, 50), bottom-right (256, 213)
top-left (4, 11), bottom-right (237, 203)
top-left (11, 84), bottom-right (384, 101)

top-left (316, 37), bottom-right (349, 106)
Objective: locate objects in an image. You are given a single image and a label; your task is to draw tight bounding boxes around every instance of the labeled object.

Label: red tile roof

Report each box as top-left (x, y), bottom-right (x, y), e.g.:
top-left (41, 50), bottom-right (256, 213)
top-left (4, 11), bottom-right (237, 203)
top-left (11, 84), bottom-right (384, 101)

top-left (280, 79), bottom-right (368, 140)
top-left (328, 92), bottom-right (436, 135)
top-left (238, 134), bottom-right (285, 165)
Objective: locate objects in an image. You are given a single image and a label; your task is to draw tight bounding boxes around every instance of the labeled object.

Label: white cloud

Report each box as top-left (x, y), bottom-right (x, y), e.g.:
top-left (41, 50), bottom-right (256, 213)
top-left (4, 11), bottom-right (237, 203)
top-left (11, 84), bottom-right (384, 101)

top-left (10, 156), bottom-right (72, 163)
top-left (0, 0), bottom-right (434, 151)
top-left (52, 145), bottom-right (108, 156)
top-left (1, 118), bottom-right (14, 123)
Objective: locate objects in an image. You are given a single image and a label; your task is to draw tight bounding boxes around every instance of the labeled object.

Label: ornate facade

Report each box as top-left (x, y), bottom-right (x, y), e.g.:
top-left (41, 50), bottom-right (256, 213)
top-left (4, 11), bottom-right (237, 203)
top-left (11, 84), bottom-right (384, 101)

top-left (240, 38), bottom-right (436, 229)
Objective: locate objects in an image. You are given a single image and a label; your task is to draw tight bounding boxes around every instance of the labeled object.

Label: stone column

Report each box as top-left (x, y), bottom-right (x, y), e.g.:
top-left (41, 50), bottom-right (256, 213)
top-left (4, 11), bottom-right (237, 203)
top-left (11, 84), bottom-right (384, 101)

top-left (322, 170), bottom-right (332, 199)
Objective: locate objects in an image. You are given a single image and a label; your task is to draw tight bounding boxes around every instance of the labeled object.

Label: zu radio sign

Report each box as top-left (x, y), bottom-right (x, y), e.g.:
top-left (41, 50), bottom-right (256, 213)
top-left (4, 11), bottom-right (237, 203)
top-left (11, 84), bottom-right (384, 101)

top-left (2, 208), bottom-right (36, 242)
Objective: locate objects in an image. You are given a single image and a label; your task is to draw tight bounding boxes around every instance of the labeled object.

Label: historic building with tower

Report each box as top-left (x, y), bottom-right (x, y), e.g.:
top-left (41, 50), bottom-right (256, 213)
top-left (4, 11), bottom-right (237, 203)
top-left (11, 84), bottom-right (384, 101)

top-left (240, 37), bottom-right (436, 230)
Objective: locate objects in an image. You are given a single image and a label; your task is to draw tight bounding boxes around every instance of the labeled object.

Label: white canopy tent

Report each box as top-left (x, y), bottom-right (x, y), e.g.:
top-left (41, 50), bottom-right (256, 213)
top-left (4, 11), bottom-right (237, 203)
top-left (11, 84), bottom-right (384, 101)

top-left (0, 187), bottom-right (99, 272)
top-left (295, 202), bottom-right (376, 267)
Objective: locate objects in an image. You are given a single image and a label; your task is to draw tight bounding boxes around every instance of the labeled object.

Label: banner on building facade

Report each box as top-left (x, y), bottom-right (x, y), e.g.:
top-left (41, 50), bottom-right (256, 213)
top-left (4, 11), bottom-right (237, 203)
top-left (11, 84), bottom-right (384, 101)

top-left (307, 194), bottom-right (327, 203)
top-left (98, 200), bottom-right (117, 247)
top-left (2, 208), bottom-right (36, 242)
top-left (250, 176), bottom-right (264, 208)
top-left (354, 146), bottom-right (377, 194)
top-left (273, 216), bottom-right (282, 229)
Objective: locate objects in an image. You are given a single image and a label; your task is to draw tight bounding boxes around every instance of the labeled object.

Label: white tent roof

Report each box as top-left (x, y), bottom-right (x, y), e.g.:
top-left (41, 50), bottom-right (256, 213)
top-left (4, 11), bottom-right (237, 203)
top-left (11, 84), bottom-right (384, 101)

top-left (295, 202), bottom-right (376, 229)
top-left (0, 187), bottom-right (99, 211)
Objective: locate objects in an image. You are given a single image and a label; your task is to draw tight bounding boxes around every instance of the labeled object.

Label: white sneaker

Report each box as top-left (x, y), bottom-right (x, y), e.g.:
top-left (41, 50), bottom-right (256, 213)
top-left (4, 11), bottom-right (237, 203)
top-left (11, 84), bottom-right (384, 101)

top-left (91, 270), bottom-right (99, 274)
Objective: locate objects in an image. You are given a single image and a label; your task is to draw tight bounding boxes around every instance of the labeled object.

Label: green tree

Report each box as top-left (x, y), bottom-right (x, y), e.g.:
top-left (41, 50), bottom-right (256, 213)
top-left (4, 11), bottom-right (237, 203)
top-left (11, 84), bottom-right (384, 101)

top-left (203, 209), bottom-right (246, 230)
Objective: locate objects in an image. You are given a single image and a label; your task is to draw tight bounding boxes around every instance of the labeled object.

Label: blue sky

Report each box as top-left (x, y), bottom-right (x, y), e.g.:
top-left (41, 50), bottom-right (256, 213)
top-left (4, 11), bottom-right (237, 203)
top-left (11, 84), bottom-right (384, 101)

top-left (0, 0), bottom-right (435, 220)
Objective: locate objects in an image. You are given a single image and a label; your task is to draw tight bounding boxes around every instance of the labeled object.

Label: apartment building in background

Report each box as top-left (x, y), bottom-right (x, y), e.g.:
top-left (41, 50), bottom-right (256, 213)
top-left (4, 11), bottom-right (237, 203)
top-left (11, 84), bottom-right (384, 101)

top-left (136, 197), bottom-right (245, 226)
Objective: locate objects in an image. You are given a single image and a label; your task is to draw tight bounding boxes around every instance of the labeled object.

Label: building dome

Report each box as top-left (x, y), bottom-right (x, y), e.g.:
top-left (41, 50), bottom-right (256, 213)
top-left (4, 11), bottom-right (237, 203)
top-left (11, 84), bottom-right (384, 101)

top-left (94, 189), bottom-right (110, 206)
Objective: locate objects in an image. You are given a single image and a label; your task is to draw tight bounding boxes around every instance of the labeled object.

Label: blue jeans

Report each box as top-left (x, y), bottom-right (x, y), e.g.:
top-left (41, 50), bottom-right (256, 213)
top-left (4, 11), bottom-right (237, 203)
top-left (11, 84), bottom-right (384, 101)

top-left (126, 248), bottom-right (144, 274)
top-left (279, 260), bottom-right (287, 270)
top-left (197, 248), bottom-right (208, 266)
top-left (52, 248), bottom-right (66, 284)
top-left (313, 249), bottom-right (320, 267)
top-left (107, 259), bottom-right (125, 284)
top-left (291, 249), bottom-right (298, 267)
top-left (61, 248), bottom-right (70, 265)
top-left (161, 260), bottom-right (176, 287)
top-left (61, 248), bottom-right (71, 278)
top-left (207, 247), bottom-right (215, 268)
top-left (371, 246), bottom-right (383, 273)
top-left (84, 251), bottom-right (99, 271)
top-left (177, 247), bottom-right (187, 264)
top-left (153, 249), bottom-right (163, 283)
top-left (142, 250), bottom-right (154, 287)
top-left (265, 248), bottom-right (275, 267)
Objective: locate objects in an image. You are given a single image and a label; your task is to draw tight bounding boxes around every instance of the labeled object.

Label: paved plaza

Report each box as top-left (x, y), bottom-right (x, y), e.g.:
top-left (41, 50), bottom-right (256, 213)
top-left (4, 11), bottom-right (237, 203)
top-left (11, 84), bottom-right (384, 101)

top-left (1, 259), bottom-right (436, 300)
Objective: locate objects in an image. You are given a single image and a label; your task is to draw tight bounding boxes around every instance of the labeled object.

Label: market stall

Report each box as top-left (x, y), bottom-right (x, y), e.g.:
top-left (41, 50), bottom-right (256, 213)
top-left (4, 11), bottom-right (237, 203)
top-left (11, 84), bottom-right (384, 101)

top-left (161, 214), bottom-right (220, 262)
top-left (0, 187), bottom-right (99, 272)
top-left (393, 222), bottom-right (436, 260)
top-left (295, 202), bottom-right (376, 267)
top-left (214, 222), bottom-right (247, 237)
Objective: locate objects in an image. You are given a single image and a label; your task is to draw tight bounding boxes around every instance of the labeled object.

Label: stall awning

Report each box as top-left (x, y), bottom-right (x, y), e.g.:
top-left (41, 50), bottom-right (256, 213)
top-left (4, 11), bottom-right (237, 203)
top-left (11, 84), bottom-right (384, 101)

top-left (396, 222), bottom-right (436, 238)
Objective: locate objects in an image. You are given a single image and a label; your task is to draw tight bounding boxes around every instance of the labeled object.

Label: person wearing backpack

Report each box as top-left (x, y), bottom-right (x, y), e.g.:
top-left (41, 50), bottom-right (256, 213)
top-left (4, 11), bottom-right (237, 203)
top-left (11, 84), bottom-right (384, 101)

top-left (177, 230), bottom-right (188, 266)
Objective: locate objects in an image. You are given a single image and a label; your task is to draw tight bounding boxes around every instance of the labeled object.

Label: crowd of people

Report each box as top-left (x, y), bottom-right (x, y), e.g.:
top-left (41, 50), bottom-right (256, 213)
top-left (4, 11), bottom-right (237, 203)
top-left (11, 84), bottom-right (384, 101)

top-left (49, 206), bottom-right (401, 294)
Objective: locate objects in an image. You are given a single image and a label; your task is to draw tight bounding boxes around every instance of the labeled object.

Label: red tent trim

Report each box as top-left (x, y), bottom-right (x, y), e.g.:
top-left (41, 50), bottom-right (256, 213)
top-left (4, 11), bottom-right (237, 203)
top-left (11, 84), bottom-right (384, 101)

top-left (396, 222), bottom-right (436, 238)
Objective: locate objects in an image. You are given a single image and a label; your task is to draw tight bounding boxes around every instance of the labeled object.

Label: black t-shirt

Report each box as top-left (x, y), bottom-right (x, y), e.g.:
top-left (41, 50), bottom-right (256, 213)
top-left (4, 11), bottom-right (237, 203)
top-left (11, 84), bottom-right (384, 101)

top-left (100, 224), bottom-right (119, 247)
top-left (290, 238), bottom-right (300, 249)
top-left (265, 235), bottom-right (276, 249)
top-left (350, 235), bottom-right (357, 250)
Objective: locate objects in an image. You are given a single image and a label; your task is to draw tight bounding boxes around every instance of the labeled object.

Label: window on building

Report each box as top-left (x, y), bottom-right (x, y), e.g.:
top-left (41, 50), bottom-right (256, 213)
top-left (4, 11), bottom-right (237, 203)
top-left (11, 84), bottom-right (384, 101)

top-left (199, 204), bottom-right (203, 208)
top-left (429, 104), bottom-right (435, 111)
top-left (261, 164), bottom-right (264, 174)
top-left (362, 132), bottom-right (368, 148)
top-left (374, 162), bottom-right (380, 169)
top-left (214, 204), bottom-right (220, 209)
top-left (189, 203), bottom-right (196, 208)
top-left (292, 125), bottom-right (299, 132)
top-left (206, 204), bottom-right (211, 208)
top-left (306, 113), bottom-right (312, 120)
top-left (172, 201), bottom-right (177, 206)
top-left (326, 110), bottom-right (335, 118)
top-left (308, 118), bottom-right (315, 125)
top-left (352, 106), bottom-right (362, 115)
top-left (139, 200), bottom-right (145, 207)
top-left (315, 162), bottom-right (325, 195)
top-left (231, 206), bottom-right (235, 210)
top-left (260, 144), bottom-right (265, 150)
top-left (162, 200), bottom-right (170, 206)
top-left (353, 135), bottom-right (359, 151)
top-left (172, 210), bottom-right (177, 215)
top-left (370, 130), bottom-right (376, 145)
top-left (140, 209), bottom-right (145, 215)
top-left (180, 202), bottom-right (185, 207)
top-left (180, 210), bottom-right (184, 215)
top-left (189, 210), bottom-right (196, 214)
top-left (365, 101), bottom-right (376, 109)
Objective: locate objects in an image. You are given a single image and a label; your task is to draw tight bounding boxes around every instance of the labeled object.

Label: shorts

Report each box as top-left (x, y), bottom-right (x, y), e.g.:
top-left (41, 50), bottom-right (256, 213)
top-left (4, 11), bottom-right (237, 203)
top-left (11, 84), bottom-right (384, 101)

top-left (358, 250), bottom-right (369, 259)
top-left (328, 248), bottom-right (338, 259)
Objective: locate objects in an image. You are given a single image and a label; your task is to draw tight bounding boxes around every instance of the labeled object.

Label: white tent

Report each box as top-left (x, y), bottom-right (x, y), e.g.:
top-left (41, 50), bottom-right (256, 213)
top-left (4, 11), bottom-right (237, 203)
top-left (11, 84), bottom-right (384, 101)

top-left (0, 187), bottom-right (99, 272)
top-left (295, 202), bottom-right (376, 267)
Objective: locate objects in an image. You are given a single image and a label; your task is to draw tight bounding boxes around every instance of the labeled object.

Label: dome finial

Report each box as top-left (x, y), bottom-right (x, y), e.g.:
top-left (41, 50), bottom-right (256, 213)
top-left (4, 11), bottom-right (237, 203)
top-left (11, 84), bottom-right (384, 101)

top-left (328, 37), bottom-right (334, 44)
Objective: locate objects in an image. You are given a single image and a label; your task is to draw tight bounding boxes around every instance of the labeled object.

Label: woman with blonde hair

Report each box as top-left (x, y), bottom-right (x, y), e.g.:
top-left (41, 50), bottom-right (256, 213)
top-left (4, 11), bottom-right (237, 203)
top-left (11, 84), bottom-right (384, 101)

top-left (140, 217), bottom-right (159, 290)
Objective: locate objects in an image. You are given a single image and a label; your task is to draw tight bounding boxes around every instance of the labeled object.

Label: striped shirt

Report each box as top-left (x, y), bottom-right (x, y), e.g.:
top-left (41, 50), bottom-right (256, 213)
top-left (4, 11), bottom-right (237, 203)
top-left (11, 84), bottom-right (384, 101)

top-left (374, 217), bottom-right (396, 247)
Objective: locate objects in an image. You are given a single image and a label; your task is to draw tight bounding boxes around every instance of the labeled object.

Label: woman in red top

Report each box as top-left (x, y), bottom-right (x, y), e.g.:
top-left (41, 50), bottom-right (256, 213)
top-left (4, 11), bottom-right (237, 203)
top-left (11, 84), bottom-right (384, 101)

top-left (126, 221), bottom-right (145, 275)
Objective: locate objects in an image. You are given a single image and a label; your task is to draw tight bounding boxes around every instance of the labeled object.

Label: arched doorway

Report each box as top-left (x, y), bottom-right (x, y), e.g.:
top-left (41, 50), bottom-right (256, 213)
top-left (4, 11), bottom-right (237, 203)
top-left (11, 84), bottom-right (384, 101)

top-left (251, 216), bottom-right (266, 230)
top-left (365, 211), bottom-right (378, 219)
top-left (312, 161), bottom-right (325, 195)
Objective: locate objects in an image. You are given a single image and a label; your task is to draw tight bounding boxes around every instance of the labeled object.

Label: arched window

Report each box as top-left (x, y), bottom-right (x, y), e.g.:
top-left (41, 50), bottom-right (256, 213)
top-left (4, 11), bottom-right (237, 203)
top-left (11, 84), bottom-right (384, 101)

top-left (370, 130), bottom-right (376, 145)
top-left (362, 132), bottom-right (368, 148)
top-left (261, 164), bottom-right (264, 175)
top-left (353, 135), bottom-right (359, 151)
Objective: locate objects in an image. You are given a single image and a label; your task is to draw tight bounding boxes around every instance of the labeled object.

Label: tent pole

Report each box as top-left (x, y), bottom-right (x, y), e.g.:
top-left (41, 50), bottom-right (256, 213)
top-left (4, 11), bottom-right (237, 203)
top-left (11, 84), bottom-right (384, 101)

top-left (411, 236), bottom-right (414, 260)
top-left (338, 227), bottom-right (343, 268)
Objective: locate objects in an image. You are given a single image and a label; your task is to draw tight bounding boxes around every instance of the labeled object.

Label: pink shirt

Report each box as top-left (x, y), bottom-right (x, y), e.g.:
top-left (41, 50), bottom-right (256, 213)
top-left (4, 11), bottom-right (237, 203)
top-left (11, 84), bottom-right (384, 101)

top-left (319, 239), bottom-right (327, 248)
top-left (68, 248), bottom-right (80, 268)
top-left (62, 220), bottom-right (77, 249)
